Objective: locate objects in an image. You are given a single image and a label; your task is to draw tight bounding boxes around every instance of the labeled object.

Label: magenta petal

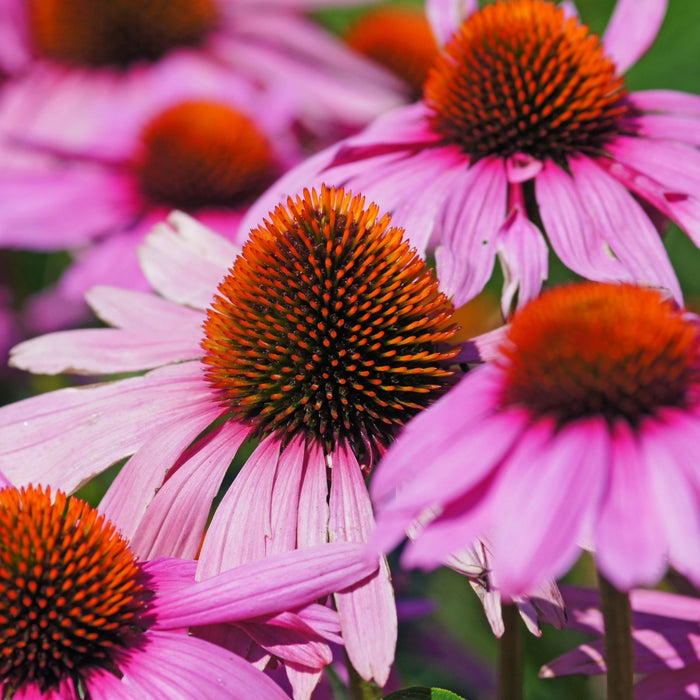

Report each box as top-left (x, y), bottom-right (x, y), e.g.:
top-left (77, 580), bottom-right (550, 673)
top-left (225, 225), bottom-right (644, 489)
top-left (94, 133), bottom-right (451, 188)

top-left (570, 155), bottom-right (682, 301)
top-left (124, 630), bottom-right (291, 699)
top-left (130, 423), bottom-right (249, 559)
top-left (594, 422), bottom-right (668, 590)
top-left (197, 436), bottom-right (282, 577)
top-left (329, 444), bottom-right (396, 686)
top-left (635, 664), bottom-right (700, 700)
top-left (436, 157), bottom-right (507, 305)
top-left (155, 543), bottom-right (379, 627)
top-left (99, 400), bottom-right (223, 539)
top-left (630, 90), bottom-right (700, 116)
top-left (602, 0), bottom-right (667, 74)
top-left (535, 160), bottom-right (632, 282)
top-left (139, 212), bottom-right (238, 310)
top-left (636, 113), bottom-right (700, 146)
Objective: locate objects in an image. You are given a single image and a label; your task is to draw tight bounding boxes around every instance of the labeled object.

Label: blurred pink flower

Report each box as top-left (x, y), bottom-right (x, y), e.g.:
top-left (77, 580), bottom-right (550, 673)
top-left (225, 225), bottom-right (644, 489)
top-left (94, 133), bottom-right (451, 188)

top-left (0, 480), bottom-right (379, 699)
top-left (370, 282), bottom-right (700, 596)
top-left (541, 585), bottom-right (700, 700)
top-left (0, 0), bottom-right (404, 149)
top-left (0, 187), bottom-right (465, 687)
top-left (244, 0), bottom-right (697, 315)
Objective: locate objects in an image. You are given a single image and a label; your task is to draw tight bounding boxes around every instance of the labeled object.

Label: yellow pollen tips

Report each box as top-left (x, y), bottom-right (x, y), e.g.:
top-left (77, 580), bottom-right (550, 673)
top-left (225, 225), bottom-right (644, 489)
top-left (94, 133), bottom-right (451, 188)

top-left (29, 0), bottom-right (219, 67)
top-left (201, 185), bottom-right (460, 457)
top-left (425, 0), bottom-right (632, 162)
top-left (499, 283), bottom-right (700, 425)
top-left (136, 100), bottom-right (275, 209)
top-left (345, 7), bottom-right (439, 97)
top-left (0, 485), bottom-right (150, 693)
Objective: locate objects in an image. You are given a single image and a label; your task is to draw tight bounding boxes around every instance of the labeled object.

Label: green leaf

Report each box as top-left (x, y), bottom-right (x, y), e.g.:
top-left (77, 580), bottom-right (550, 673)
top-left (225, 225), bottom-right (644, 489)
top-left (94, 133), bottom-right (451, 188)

top-left (383, 687), bottom-right (467, 700)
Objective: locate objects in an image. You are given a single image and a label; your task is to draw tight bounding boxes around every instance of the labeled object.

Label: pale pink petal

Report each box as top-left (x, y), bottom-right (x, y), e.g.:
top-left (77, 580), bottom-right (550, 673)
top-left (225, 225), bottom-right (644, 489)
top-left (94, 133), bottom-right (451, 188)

top-left (535, 160), bottom-right (634, 281)
top-left (0, 362), bottom-right (212, 493)
top-left (630, 90), bottom-right (700, 116)
top-left (426, 0), bottom-right (477, 46)
top-left (295, 604), bottom-right (342, 644)
top-left (329, 444), bottom-right (396, 686)
top-left (100, 401), bottom-right (224, 539)
top-left (139, 212), bottom-right (239, 309)
top-left (570, 155), bottom-right (682, 301)
top-left (602, 0), bottom-right (667, 74)
top-left (487, 418), bottom-right (609, 596)
top-left (594, 422), bottom-right (668, 590)
top-left (453, 325), bottom-right (508, 364)
top-left (130, 422), bottom-right (250, 559)
top-left (123, 630), bottom-right (291, 699)
top-left (297, 442), bottom-right (330, 548)
top-left (436, 157), bottom-right (507, 305)
top-left (496, 205), bottom-right (549, 315)
top-left (285, 665), bottom-right (323, 700)
top-left (636, 113), bottom-right (700, 146)
top-left (156, 543), bottom-right (379, 626)
top-left (197, 436), bottom-right (282, 577)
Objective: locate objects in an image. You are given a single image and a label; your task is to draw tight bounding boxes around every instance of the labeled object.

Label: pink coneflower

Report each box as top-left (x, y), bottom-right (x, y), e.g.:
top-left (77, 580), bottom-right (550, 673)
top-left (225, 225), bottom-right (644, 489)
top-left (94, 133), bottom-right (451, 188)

top-left (542, 585), bottom-right (700, 699)
top-left (0, 0), bottom-right (403, 149)
top-left (0, 480), bottom-right (380, 699)
top-left (0, 58), bottom-right (300, 332)
top-left (0, 186), bottom-right (464, 687)
top-left (370, 281), bottom-right (700, 596)
top-left (244, 0), bottom-right (695, 315)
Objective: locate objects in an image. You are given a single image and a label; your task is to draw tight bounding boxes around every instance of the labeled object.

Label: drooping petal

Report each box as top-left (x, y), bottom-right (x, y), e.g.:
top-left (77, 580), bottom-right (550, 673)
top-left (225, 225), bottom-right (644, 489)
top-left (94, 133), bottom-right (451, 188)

top-left (602, 0), bottom-right (667, 74)
top-left (329, 444), bottom-right (396, 686)
top-left (426, 0), bottom-right (477, 46)
top-left (635, 113), bottom-right (700, 146)
top-left (297, 442), bottom-right (330, 548)
top-left (155, 543), bottom-right (379, 627)
top-left (594, 421), bottom-right (668, 590)
top-left (570, 155), bottom-right (682, 301)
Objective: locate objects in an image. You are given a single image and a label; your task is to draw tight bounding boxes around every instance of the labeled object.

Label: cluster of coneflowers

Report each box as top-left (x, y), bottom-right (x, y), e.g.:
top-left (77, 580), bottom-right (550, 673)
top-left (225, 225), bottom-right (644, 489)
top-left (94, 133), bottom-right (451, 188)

top-left (0, 0), bottom-right (698, 698)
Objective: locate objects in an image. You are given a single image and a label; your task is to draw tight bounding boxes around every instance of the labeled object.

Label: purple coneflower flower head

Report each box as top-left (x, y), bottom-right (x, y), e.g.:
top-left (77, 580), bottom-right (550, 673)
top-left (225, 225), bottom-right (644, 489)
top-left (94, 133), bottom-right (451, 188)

top-left (0, 0), bottom-right (403, 149)
top-left (0, 186), bottom-right (465, 687)
top-left (0, 480), bottom-right (379, 699)
top-left (542, 585), bottom-right (700, 699)
top-left (371, 281), bottom-right (700, 596)
top-left (244, 0), bottom-right (697, 315)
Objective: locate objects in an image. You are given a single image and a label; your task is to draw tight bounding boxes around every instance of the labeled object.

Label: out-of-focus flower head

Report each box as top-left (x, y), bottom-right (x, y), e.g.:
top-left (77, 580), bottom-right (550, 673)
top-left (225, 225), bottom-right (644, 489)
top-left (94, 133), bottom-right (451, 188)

top-left (370, 281), bottom-right (700, 596)
top-left (244, 0), bottom-right (698, 316)
top-left (542, 585), bottom-right (700, 700)
top-left (0, 475), bottom-right (380, 699)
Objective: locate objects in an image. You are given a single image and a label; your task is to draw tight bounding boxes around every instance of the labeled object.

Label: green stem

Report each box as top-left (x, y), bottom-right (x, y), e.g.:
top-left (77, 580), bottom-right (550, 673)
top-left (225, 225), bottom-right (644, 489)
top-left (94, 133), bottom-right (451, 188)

top-left (345, 650), bottom-right (382, 700)
top-left (498, 603), bottom-right (523, 700)
top-left (598, 570), bottom-right (634, 700)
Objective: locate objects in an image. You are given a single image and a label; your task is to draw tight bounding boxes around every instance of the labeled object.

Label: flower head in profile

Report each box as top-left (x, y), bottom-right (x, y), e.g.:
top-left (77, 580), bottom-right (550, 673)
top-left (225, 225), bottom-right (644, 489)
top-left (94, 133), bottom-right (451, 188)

top-left (0, 186), bottom-right (464, 688)
top-left (0, 0), bottom-right (402, 149)
top-left (0, 479), bottom-right (379, 699)
top-left (542, 585), bottom-right (700, 699)
top-left (371, 281), bottom-right (700, 596)
top-left (246, 0), bottom-right (697, 315)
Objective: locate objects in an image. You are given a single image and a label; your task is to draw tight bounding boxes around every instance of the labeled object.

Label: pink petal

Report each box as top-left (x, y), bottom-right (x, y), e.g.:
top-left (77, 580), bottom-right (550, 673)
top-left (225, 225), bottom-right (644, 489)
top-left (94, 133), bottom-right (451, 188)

top-left (635, 664), bottom-right (700, 700)
top-left (123, 630), bottom-right (291, 699)
top-left (99, 401), bottom-right (223, 539)
top-left (487, 418), bottom-right (609, 597)
top-left (0, 0), bottom-right (31, 74)
top-left (297, 442), bottom-right (329, 548)
top-left (130, 422), bottom-right (250, 559)
top-left (436, 157), bottom-right (507, 305)
top-left (602, 0), bottom-right (667, 74)
top-left (155, 543), bottom-right (379, 626)
top-left (0, 362), bottom-right (211, 493)
top-left (569, 155), bottom-right (682, 301)
top-left (630, 90), bottom-right (700, 116)
top-left (329, 444), bottom-right (396, 686)
top-left (636, 113), bottom-right (700, 146)
top-left (594, 421), bottom-right (668, 590)
top-left (197, 436), bottom-right (282, 577)
top-left (426, 0), bottom-right (477, 46)
top-left (139, 212), bottom-right (239, 310)
top-left (535, 160), bottom-right (634, 282)
top-left (496, 204), bottom-right (549, 315)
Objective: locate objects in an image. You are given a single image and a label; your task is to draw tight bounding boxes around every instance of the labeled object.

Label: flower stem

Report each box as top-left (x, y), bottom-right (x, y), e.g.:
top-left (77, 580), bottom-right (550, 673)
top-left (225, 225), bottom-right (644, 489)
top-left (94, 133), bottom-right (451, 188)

top-left (499, 603), bottom-right (523, 700)
top-left (598, 571), bottom-right (634, 700)
top-left (345, 650), bottom-right (382, 700)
